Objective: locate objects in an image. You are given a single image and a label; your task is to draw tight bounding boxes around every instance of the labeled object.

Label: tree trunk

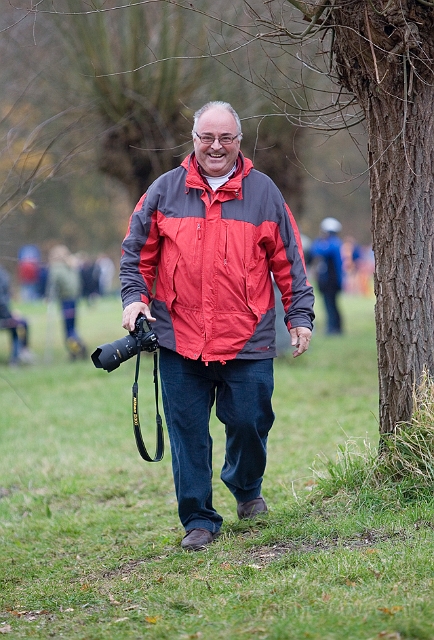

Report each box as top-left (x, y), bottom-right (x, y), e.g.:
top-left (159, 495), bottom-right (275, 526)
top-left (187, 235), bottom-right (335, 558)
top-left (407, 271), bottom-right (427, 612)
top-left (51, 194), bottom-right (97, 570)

top-left (331, 2), bottom-right (434, 434)
top-left (369, 83), bottom-right (434, 434)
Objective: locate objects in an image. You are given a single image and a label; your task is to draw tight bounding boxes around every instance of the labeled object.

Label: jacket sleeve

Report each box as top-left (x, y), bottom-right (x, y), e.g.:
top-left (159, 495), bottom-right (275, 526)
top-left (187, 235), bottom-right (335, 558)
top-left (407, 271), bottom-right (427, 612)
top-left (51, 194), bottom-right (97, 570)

top-left (268, 202), bottom-right (315, 331)
top-left (120, 190), bottom-right (161, 309)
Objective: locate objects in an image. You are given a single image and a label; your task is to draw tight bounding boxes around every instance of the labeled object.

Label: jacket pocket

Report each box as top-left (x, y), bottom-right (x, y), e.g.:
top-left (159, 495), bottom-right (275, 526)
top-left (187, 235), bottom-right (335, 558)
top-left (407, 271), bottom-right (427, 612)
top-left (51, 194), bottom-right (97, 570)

top-left (245, 255), bottom-right (272, 320)
top-left (160, 246), bottom-right (181, 311)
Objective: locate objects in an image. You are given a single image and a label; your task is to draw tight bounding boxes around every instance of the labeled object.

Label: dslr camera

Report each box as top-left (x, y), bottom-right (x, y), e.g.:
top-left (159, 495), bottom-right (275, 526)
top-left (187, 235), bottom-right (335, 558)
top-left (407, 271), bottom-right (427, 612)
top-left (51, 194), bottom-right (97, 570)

top-left (91, 314), bottom-right (159, 373)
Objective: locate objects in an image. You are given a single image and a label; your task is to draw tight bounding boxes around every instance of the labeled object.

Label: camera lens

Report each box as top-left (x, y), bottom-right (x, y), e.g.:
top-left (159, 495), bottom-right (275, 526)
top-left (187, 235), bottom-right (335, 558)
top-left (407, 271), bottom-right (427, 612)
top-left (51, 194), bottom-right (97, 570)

top-left (91, 335), bottom-right (138, 372)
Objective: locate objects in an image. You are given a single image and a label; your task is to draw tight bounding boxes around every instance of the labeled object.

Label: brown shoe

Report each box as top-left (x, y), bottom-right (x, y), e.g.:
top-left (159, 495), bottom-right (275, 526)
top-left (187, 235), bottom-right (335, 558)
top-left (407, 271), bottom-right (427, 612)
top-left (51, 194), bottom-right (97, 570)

top-left (181, 528), bottom-right (219, 551)
top-left (237, 496), bottom-right (268, 519)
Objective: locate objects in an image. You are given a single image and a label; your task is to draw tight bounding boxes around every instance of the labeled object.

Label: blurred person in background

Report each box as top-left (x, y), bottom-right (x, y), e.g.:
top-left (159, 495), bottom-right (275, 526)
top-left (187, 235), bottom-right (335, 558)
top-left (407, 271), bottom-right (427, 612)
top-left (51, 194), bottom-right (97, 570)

top-left (0, 264), bottom-right (35, 365)
top-left (46, 245), bottom-right (87, 360)
top-left (310, 217), bottom-right (344, 335)
top-left (341, 235), bottom-right (363, 294)
top-left (17, 244), bottom-right (41, 301)
top-left (77, 252), bottom-right (101, 304)
top-left (96, 253), bottom-right (116, 296)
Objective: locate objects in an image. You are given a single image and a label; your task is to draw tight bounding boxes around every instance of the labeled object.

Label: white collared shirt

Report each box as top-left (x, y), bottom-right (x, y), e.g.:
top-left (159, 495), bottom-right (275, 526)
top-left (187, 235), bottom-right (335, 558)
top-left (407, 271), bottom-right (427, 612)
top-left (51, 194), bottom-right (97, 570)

top-left (203, 164), bottom-right (236, 191)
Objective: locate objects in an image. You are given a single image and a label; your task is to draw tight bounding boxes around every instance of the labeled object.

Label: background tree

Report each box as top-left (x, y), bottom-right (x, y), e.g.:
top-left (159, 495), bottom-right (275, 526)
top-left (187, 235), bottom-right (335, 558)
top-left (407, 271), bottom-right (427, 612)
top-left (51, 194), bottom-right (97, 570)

top-left (0, 19), bottom-right (85, 227)
top-left (50, 0), bottom-right (311, 210)
top-left (52, 0), bottom-right (211, 205)
top-left (1, 0), bottom-right (313, 262)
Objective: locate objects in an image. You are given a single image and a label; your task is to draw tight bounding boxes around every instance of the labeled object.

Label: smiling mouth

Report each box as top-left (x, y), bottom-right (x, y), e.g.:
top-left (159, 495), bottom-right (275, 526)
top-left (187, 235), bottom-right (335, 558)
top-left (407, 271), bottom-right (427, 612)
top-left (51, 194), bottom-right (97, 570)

top-left (209, 153), bottom-right (225, 158)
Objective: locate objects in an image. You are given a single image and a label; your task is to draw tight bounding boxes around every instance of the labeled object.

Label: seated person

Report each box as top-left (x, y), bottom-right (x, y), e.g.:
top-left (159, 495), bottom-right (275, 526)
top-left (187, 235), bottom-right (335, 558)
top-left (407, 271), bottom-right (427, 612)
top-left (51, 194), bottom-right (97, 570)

top-left (0, 265), bottom-right (34, 365)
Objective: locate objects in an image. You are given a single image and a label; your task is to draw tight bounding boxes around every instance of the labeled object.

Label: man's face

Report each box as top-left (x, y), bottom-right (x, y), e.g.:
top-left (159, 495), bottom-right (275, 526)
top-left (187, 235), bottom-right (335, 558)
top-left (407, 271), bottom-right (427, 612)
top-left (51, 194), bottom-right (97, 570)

top-left (193, 107), bottom-right (241, 177)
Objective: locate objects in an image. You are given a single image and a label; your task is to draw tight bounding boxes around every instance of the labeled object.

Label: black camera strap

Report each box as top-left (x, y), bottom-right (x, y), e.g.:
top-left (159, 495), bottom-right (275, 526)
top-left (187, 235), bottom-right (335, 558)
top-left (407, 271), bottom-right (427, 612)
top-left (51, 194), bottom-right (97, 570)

top-left (132, 336), bottom-right (164, 462)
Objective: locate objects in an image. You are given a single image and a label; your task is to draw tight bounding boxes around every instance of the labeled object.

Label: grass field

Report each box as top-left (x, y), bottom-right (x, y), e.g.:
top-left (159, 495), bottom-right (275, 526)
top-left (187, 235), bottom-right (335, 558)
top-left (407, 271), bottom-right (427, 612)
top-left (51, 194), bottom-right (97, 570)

top-left (1, 293), bottom-right (434, 639)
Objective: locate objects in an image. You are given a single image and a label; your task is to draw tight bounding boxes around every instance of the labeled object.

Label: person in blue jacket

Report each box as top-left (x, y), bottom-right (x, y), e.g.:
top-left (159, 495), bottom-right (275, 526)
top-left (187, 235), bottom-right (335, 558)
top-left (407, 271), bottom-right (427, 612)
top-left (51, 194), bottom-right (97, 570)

top-left (310, 217), bottom-right (344, 335)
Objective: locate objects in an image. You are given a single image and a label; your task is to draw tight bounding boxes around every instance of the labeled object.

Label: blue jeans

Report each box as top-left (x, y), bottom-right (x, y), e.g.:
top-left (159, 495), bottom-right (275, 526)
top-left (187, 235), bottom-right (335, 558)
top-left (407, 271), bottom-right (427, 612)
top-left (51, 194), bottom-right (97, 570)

top-left (61, 300), bottom-right (78, 340)
top-left (323, 290), bottom-right (342, 334)
top-left (159, 348), bottom-right (275, 533)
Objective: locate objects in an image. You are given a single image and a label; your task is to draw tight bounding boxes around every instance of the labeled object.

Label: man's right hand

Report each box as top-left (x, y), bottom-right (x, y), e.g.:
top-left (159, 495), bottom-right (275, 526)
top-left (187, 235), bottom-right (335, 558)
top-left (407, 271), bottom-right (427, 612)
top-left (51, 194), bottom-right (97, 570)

top-left (122, 302), bottom-right (156, 332)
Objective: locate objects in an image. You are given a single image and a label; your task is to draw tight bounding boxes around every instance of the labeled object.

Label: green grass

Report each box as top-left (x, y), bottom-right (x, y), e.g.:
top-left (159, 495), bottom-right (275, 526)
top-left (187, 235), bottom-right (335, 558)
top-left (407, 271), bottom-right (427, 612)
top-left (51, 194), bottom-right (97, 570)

top-left (1, 293), bottom-right (434, 639)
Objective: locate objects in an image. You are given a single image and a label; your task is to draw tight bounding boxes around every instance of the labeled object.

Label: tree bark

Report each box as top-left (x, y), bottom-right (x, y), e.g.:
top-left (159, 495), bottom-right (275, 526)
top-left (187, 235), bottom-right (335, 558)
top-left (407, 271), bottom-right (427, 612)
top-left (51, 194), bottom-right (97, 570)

top-left (331, 1), bottom-right (434, 433)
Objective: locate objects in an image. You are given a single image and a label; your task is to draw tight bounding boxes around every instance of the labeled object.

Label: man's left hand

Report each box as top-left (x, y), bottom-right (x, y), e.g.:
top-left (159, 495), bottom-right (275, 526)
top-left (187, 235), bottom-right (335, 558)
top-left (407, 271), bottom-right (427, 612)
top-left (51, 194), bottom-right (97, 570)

top-left (289, 327), bottom-right (312, 358)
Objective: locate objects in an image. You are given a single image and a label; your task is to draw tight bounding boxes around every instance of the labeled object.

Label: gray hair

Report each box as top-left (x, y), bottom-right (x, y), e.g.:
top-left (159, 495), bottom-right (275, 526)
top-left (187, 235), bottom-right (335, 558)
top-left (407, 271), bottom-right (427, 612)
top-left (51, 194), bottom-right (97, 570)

top-left (192, 101), bottom-right (242, 135)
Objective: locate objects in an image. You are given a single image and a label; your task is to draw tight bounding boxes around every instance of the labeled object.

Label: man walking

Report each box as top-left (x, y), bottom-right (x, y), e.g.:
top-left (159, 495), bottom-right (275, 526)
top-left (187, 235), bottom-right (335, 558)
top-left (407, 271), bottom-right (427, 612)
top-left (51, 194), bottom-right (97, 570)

top-left (120, 101), bottom-right (314, 550)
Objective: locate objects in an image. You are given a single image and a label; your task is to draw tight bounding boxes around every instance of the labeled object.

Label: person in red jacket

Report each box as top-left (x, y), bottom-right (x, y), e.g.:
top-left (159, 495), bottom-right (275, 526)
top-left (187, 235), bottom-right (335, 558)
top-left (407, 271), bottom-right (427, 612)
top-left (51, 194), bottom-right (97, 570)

top-left (120, 101), bottom-right (314, 550)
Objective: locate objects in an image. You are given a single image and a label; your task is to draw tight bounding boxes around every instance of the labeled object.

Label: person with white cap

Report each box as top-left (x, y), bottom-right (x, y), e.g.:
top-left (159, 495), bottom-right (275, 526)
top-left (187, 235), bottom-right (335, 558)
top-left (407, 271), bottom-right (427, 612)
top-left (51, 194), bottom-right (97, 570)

top-left (310, 217), bottom-right (344, 335)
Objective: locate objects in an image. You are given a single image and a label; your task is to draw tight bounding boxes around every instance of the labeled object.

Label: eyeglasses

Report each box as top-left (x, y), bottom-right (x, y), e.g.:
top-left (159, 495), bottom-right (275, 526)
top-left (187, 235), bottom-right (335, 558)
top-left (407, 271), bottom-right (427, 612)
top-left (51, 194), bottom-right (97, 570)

top-left (193, 132), bottom-right (241, 145)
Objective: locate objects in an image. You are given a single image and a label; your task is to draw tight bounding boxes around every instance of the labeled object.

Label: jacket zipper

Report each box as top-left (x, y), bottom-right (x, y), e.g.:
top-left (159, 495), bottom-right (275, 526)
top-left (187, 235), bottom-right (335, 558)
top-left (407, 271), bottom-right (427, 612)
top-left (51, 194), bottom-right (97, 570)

top-left (193, 222), bottom-right (202, 262)
top-left (223, 227), bottom-right (229, 272)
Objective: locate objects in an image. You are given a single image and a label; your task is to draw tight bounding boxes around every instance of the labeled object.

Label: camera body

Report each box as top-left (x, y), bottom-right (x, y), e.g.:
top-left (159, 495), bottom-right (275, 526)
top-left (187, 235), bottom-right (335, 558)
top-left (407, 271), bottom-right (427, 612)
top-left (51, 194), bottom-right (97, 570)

top-left (91, 314), bottom-right (159, 372)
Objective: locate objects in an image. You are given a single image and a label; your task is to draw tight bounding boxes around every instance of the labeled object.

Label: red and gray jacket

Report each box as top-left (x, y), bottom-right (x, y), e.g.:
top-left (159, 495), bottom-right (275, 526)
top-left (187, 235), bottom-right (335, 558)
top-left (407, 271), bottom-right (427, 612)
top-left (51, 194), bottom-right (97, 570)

top-left (120, 152), bottom-right (314, 362)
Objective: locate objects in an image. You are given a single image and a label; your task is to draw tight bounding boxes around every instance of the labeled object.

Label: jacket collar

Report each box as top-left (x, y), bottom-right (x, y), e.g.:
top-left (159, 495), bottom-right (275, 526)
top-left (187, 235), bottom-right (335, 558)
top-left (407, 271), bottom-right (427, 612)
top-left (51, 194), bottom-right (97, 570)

top-left (182, 152), bottom-right (253, 195)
